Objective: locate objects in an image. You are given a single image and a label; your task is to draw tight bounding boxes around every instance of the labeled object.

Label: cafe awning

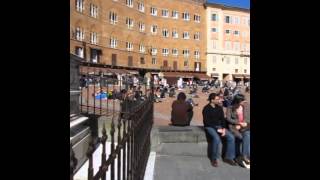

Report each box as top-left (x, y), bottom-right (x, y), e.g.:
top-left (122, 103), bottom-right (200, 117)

top-left (210, 73), bottom-right (219, 77)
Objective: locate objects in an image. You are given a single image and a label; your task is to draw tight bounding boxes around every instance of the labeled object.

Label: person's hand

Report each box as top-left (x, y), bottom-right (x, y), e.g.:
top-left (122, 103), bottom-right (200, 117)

top-left (240, 122), bottom-right (247, 127)
top-left (236, 125), bottom-right (241, 130)
top-left (221, 128), bottom-right (226, 136)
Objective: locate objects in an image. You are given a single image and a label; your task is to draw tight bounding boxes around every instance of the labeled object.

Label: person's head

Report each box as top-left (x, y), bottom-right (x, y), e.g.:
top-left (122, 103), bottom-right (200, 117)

top-left (177, 92), bottom-right (187, 101)
top-left (231, 94), bottom-right (246, 107)
top-left (208, 93), bottom-right (220, 105)
top-left (245, 87), bottom-right (250, 93)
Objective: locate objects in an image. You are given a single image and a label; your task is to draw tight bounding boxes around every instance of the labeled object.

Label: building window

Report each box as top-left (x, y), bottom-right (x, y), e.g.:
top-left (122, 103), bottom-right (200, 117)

top-left (234, 42), bottom-right (240, 51)
top-left (225, 29), bottom-right (231, 34)
top-left (184, 61), bottom-right (188, 67)
top-left (194, 50), bottom-right (200, 59)
top-left (182, 12), bottom-right (190, 21)
top-left (235, 69), bottom-right (238, 73)
top-left (182, 49), bottom-right (189, 57)
top-left (235, 58), bottom-right (239, 64)
top-left (91, 49), bottom-right (99, 63)
top-left (162, 9), bottom-right (169, 17)
top-left (226, 57), bottom-right (230, 64)
top-left (75, 47), bottom-right (84, 58)
top-left (194, 32), bottom-right (200, 40)
top-left (244, 69), bottom-right (247, 73)
top-left (109, 12), bottom-right (118, 24)
top-left (162, 48), bottom-right (169, 56)
top-left (211, 28), bottom-right (217, 32)
top-left (140, 57), bottom-right (145, 64)
top-left (75, 27), bottom-right (84, 41)
top-left (126, 0), bottom-right (133, 7)
top-left (110, 37), bottom-right (117, 48)
top-left (138, 2), bottom-right (144, 12)
top-left (90, 32), bottom-right (98, 45)
top-left (139, 44), bottom-right (145, 53)
top-left (225, 41), bottom-right (231, 50)
top-left (172, 48), bottom-right (178, 56)
top-left (112, 54), bottom-right (117, 66)
top-left (225, 16), bottom-right (231, 23)
top-left (194, 14), bottom-right (200, 23)
top-left (212, 56), bottom-right (216, 64)
top-left (172, 10), bottom-right (179, 19)
top-left (126, 42), bottom-right (133, 51)
top-left (162, 29), bottom-right (169, 38)
top-left (234, 30), bottom-right (240, 36)
top-left (213, 40), bottom-right (217, 49)
top-left (139, 22), bottom-right (145, 32)
top-left (76, 0), bottom-right (84, 13)
top-left (234, 16), bottom-right (240, 24)
top-left (172, 29), bottom-right (178, 38)
top-left (90, 4), bottom-right (98, 18)
top-left (151, 25), bottom-right (157, 34)
top-left (152, 58), bottom-right (157, 64)
top-left (151, 48), bottom-right (157, 56)
top-left (211, 13), bottom-right (217, 21)
top-left (151, 7), bottom-right (157, 16)
top-left (212, 68), bottom-right (216, 71)
top-left (244, 58), bottom-right (248, 65)
top-left (126, 17), bottom-right (134, 29)
top-left (183, 32), bottom-right (190, 39)
top-left (242, 31), bottom-right (247, 38)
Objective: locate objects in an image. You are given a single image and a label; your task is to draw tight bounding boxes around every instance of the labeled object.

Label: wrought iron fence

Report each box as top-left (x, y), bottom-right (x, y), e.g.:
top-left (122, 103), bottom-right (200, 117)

top-left (71, 62), bottom-right (154, 180)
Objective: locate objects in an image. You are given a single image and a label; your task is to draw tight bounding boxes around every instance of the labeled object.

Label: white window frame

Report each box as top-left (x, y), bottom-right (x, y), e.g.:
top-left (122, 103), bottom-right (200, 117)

top-left (110, 37), bottom-right (117, 48)
top-left (151, 7), bottom-right (157, 16)
top-left (110, 12), bottom-right (118, 24)
top-left (182, 12), bottom-right (190, 21)
top-left (151, 25), bottom-right (157, 34)
top-left (234, 30), bottom-right (240, 36)
top-left (212, 56), bottom-right (216, 64)
top-left (211, 28), bottom-right (217, 33)
top-left (76, 0), bottom-right (84, 13)
top-left (194, 14), bottom-right (200, 23)
top-left (162, 29), bottom-right (169, 38)
top-left (75, 47), bottom-right (84, 58)
top-left (234, 42), bottom-right (240, 51)
top-left (225, 29), bottom-right (231, 35)
top-left (162, 9), bottom-right (169, 18)
top-left (226, 57), bottom-right (230, 64)
top-left (172, 48), bottom-right (178, 56)
top-left (139, 44), bottom-right (145, 53)
top-left (225, 41), bottom-right (231, 50)
top-left (194, 50), bottom-right (200, 59)
top-left (194, 32), bottom-right (200, 40)
top-left (138, 2), bottom-right (145, 12)
top-left (151, 48), bottom-right (157, 56)
top-left (172, 29), bottom-right (178, 38)
top-left (211, 13), bottom-right (218, 21)
top-left (90, 4), bottom-right (98, 18)
top-left (126, 17), bottom-right (134, 29)
top-left (183, 49), bottom-right (189, 57)
top-left (90, 32), bottom-right (98, 45)
top-left (172, 10), bottom-right (179, 19)
top-left (183, 31), bottom-right (189, 39)
top-left (126, 0), bottom-right (133, 8)
top-left (126, 42), bottom-right (133, 51)
top-left (235, 58), bottom-right (239, 64)
top-left (212, 40), bottom-right (217, 49)
top-left (244, 58), bottom-right (248, 65)
top-left (76, 27), bottom-right (84, 41)
top-left (244, 69), bottom-right (247, 73)
top-left (139, 22), bottom-right (145, 32)
top-left (162, 48), bottom-right (169, 56)
top-left (152, 57), bottom-right (157, 64)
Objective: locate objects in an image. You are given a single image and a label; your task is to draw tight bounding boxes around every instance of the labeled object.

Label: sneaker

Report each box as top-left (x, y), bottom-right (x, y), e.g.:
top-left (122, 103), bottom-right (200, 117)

top-left (235, 157), bottom-right (246, 168)
top-left (243, 157), bottom-right (250, 165)
top-left (211, 159), bottom-right (218, 167)
top-left (223, 159), bottom-right (237, 166)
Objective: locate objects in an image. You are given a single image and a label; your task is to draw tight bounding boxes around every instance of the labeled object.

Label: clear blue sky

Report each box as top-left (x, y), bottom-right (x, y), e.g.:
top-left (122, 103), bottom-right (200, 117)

top-left (207, 0), bottom-right (250, 9)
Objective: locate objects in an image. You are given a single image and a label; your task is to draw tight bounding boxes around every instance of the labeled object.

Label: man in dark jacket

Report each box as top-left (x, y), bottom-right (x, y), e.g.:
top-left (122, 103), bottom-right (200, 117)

top-left (203, 93), bottom-right (237, 167)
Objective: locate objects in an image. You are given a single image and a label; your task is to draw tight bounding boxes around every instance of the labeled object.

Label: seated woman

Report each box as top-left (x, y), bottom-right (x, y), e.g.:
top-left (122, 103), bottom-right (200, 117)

top-left (226, 94), bottom-right (250, 168)
top-left (171, 92), bottom-right (193, 126)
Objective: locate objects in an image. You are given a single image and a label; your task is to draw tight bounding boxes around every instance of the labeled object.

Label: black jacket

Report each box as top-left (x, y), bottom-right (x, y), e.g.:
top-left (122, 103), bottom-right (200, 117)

top-left (202, 104), bottom-right (226, 129)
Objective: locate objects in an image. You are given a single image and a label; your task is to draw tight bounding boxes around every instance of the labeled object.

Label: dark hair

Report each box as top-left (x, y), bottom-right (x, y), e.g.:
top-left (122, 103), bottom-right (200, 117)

top-left (208, 93), bottom-right (218, 101)
top-left (245, 87), bottom-right (250, 93)
top-left (177, 92), bottom-right (187, 101)
top-left (231, 94), bottom-right (245, 108)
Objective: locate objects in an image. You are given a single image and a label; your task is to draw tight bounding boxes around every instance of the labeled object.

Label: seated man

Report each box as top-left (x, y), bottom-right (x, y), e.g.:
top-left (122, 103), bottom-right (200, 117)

top-left (171, 92), bottom-right (193, 126)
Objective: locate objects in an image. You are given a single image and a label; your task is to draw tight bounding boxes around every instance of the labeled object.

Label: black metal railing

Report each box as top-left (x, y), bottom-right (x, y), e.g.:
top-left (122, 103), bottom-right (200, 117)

top-left (71, 63), bottom-right (154, 180)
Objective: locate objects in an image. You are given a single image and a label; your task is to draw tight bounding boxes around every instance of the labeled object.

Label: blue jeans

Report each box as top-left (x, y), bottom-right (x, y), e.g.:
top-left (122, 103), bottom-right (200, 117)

top-left (205, 127), bottom-right (235, 160)
top-left (241, 130), bottom-right (250, 158)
